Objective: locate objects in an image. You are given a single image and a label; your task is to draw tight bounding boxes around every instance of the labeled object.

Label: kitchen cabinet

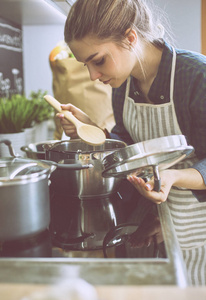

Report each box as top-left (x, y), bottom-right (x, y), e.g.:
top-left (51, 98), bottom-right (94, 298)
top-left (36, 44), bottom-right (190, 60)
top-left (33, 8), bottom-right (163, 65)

top-left (0, 0), bottom-right (70, 25)
top-left (0, 17), bottom-right (24, 97)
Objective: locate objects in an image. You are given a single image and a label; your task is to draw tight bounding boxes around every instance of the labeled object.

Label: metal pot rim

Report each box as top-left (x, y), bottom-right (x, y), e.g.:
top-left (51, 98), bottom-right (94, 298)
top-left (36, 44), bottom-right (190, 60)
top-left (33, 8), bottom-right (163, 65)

top-left (21, 140), bottom-right (59, 155)
top-left (102, 135), bottom-right (194, 178)
top-left (0, 157), bottom-right (54, 184)
top-left (44, 138), bottom-right (127, 154)
top-left (0, 172), bottom-right (49, 186)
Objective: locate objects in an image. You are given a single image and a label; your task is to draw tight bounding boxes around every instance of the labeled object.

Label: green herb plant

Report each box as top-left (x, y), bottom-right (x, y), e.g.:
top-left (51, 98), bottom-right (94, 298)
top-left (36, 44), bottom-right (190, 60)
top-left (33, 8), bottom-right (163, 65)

top-left (29, 90), bottom-right (54, 123)
top-left (0, 90), bottom-right (55, 134)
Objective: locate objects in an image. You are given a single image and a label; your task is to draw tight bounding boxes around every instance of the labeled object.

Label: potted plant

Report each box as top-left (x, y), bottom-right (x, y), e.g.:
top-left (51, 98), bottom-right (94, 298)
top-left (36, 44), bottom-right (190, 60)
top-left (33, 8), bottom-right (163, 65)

top-left (29, 90), bottom-right (55, 142)
top-left (0, 91), bottom-right (54, 157)
top-left (0, 95), bottom-right (26, 156)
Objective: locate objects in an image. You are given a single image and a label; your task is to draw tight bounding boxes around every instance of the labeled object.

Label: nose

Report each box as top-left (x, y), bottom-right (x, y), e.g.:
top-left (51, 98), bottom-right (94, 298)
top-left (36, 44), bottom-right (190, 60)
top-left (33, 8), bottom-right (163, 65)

top-left (87, 65), bottom-right (102, 81)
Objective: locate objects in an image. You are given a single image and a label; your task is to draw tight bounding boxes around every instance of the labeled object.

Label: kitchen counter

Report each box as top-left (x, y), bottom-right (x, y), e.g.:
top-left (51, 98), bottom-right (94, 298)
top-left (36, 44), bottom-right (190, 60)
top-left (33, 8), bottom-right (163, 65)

top-left (0, 202), bottom-right (188, 287)
top-left (1, 285), bottom-right (206, 300)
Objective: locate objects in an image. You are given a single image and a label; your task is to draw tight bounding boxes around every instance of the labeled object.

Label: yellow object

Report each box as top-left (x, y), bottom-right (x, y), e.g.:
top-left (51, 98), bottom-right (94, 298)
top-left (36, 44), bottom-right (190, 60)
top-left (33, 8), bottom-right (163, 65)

top-left (49, 46), bottom-right (63, 62)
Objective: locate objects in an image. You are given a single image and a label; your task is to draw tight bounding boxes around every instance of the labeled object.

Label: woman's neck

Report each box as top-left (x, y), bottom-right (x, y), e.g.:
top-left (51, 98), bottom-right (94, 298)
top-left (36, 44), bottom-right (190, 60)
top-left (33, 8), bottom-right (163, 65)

top-left (131, 42), bottom-right (164, 96)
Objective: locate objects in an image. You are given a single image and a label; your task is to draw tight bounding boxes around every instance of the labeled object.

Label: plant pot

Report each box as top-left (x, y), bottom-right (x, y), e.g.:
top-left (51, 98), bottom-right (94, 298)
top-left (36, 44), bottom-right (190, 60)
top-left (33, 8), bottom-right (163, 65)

top-left (34, 120), bottom-right (49, 143)
top-left (24, 126), bottom-right (36, 145)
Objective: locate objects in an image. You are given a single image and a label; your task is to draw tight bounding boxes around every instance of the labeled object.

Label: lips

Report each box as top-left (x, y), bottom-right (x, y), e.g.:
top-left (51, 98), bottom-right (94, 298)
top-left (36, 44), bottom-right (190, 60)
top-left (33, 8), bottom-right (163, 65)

top-left (101, 79), bottom-right (111, 84)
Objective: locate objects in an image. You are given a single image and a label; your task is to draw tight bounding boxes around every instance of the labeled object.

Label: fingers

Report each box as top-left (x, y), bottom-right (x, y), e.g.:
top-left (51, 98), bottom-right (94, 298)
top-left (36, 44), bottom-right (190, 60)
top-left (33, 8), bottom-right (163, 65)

top-left (64, 126), bottom-right (78, 138)
top-left (60, 104), bottom-right (72, 110)
top-left (55, 102), bottom-right (97, 138)
top-left (58, 103), bottom-right (96, 126)
top-left (61, 103), bottom-right (78, 114)
top-left (56, 103), bottom-right (82, 119)
top-left (56, 110), bottom-right (78, 139)
top-left (127, 175), bottom-right (166, 204)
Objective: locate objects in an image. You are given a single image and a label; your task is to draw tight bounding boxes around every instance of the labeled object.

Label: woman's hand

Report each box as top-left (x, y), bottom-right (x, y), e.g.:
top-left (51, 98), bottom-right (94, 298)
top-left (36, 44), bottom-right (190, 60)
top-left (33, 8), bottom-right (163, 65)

top-left (56, 103), bottom-right (97, 139)
top-left (127, 167), bottom-right (206, 204)
top-left (127, 170), bottom-right (173, 204)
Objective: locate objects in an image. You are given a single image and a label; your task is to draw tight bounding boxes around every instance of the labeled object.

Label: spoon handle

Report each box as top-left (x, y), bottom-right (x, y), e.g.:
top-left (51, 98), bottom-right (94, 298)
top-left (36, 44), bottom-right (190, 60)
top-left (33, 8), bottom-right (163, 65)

top-left (44, 95), bottom-right (82, 127)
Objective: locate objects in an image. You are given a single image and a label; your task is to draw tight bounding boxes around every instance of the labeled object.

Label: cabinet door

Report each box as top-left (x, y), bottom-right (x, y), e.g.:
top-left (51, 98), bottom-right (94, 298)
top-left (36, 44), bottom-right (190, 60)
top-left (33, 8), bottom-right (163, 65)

top-left (0, 17), bottom-right (24, 97)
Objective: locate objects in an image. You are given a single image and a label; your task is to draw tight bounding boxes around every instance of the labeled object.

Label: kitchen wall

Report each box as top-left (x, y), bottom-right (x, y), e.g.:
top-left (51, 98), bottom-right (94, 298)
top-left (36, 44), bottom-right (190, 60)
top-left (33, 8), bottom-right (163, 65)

top-left (23, 0), bottom-right (201, 97)
top-left (23, 24), bottom-right (65, 97)
top-left (155, 0), bottom-right (201, 51)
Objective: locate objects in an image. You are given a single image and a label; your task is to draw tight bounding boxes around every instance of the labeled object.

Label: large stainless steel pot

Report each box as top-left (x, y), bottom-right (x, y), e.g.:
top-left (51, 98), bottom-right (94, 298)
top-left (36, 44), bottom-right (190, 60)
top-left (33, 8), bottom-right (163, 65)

top-left (50, 192), bottom-right (125, 250)
top-left (44, 139), bottom-right (127, 198)
top-left (0, 140), bottom-right (57, 241)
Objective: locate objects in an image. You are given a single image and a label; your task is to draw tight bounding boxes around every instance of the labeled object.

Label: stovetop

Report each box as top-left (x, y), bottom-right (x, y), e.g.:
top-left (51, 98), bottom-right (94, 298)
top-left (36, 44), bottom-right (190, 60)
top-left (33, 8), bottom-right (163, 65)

top-left (0, 180), bottom-right (167, 260)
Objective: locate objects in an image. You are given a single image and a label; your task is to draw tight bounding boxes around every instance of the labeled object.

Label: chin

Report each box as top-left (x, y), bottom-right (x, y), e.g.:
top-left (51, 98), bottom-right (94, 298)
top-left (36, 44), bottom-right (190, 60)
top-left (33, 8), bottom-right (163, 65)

top-left (109, 81), bottom-right (122, 88)
top-left (109, 78), bottom-right (128, 88)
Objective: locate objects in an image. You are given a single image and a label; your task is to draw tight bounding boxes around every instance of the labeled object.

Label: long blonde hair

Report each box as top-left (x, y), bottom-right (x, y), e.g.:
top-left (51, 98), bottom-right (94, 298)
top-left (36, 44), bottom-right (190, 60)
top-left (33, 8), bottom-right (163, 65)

top-left (64, 0), bottom-right (172, 47)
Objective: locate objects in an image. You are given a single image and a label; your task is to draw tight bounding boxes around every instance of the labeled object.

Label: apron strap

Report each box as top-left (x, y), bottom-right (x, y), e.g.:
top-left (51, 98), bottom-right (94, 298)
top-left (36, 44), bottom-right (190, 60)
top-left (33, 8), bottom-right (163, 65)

top-left (125, 76), bottom-right (131, 98)
top-left (170, 47), bottom-right (176, 103)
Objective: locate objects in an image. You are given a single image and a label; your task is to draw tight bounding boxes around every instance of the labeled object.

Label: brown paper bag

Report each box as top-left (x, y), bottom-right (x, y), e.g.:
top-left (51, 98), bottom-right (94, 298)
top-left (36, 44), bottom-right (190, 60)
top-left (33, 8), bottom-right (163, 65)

top-left (50, 57), bottom-right (115, 140)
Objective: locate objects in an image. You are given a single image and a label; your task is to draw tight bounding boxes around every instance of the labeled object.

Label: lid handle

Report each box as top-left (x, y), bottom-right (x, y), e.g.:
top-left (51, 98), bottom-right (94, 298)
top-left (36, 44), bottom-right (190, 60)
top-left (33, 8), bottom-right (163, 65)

top-left (0, 139), bottom-right (17, 157)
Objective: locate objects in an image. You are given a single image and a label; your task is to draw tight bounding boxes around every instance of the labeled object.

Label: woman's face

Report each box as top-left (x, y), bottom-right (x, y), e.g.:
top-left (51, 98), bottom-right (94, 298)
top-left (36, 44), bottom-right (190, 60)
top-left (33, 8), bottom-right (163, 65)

top-left (69, 36), bottom-right (137, 88)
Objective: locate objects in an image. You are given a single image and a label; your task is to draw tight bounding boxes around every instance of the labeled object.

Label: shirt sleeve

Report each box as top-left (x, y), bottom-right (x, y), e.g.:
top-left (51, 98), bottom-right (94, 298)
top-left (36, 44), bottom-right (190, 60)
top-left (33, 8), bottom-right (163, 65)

top-left (190, 159), bottom-right (206, 202)
top-left (189, 74), bottom-right (206, 160)
top-left (172, 50), bottom-right (206, 202)
top-left (187, 71), bottom-right (206, 201)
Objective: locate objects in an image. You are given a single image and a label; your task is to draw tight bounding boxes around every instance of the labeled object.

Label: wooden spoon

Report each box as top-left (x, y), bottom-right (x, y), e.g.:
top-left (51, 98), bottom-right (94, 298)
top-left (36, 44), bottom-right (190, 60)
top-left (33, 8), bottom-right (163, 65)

top-left (44, 95), bottom-right (106, 146)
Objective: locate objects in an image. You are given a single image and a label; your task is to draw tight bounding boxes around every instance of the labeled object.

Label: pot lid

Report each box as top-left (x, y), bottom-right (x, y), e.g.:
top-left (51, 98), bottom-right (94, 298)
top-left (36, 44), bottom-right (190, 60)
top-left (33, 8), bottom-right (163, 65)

top-left (0, 157), bottom-right (53, 183)
top-left (102, 135), bottom-right (194, 178)
top-left (103, 223), bottom-right (139, 258)
top-left (104, 223), bottom-right (139, 247)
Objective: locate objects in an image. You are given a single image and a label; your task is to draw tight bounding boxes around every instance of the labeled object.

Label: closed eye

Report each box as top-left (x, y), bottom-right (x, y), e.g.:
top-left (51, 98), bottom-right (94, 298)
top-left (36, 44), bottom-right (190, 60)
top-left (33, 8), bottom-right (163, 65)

top-left (95, 57), bottom-right (105, 66)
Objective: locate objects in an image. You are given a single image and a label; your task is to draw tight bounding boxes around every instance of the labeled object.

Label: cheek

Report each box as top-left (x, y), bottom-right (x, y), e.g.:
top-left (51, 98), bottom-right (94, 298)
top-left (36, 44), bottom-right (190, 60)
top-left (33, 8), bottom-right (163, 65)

top-left (104, 60), bottom-right (116, 73)
top-left (106, 60), bottom-right (122, 77)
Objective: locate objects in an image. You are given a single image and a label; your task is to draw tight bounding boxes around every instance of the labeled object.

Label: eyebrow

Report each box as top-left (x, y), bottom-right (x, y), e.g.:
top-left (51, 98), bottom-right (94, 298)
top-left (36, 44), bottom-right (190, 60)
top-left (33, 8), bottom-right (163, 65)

top-left (85, 52), bottom-right (99, 63)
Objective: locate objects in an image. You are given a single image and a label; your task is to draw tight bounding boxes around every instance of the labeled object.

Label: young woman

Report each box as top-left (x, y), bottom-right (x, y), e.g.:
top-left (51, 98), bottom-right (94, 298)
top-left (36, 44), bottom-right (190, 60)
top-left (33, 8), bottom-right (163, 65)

top-left (57, 0), bottom-right (206, 285)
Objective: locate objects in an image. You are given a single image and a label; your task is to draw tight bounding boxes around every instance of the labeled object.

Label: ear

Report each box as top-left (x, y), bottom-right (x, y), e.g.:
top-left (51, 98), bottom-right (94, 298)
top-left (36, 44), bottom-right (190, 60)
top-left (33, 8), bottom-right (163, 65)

top-left (125, 28), bottom-right (138, 47)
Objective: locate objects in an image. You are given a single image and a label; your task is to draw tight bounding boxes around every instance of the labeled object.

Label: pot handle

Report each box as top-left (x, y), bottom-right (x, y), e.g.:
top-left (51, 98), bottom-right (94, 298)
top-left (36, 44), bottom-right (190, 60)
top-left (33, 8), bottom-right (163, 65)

top-left (41, 159), bottom-right (93, 170)
top-left (0, 139), bottom-right (19, 157)
top-left (153, 165), bottom-right (161, 193)
top-left (142, 165), bottom-right (161, 192)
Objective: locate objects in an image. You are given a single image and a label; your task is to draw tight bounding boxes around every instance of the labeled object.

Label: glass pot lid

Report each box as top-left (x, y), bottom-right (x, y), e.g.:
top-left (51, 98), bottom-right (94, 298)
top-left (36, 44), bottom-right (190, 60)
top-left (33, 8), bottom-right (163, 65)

top-left (0, 157), bottom-right (52, 182)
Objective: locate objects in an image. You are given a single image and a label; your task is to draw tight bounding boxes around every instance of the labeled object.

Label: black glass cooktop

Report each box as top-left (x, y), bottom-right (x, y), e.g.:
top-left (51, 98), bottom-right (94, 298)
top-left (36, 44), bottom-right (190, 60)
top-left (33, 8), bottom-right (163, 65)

top-left (0, 180), bottom-right (167, 260)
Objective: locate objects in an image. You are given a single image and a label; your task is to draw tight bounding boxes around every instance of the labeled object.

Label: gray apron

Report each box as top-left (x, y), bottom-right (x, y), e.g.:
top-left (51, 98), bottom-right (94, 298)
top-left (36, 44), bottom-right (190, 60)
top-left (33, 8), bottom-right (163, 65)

top-left (123, 48), bottom-right (206, 285)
